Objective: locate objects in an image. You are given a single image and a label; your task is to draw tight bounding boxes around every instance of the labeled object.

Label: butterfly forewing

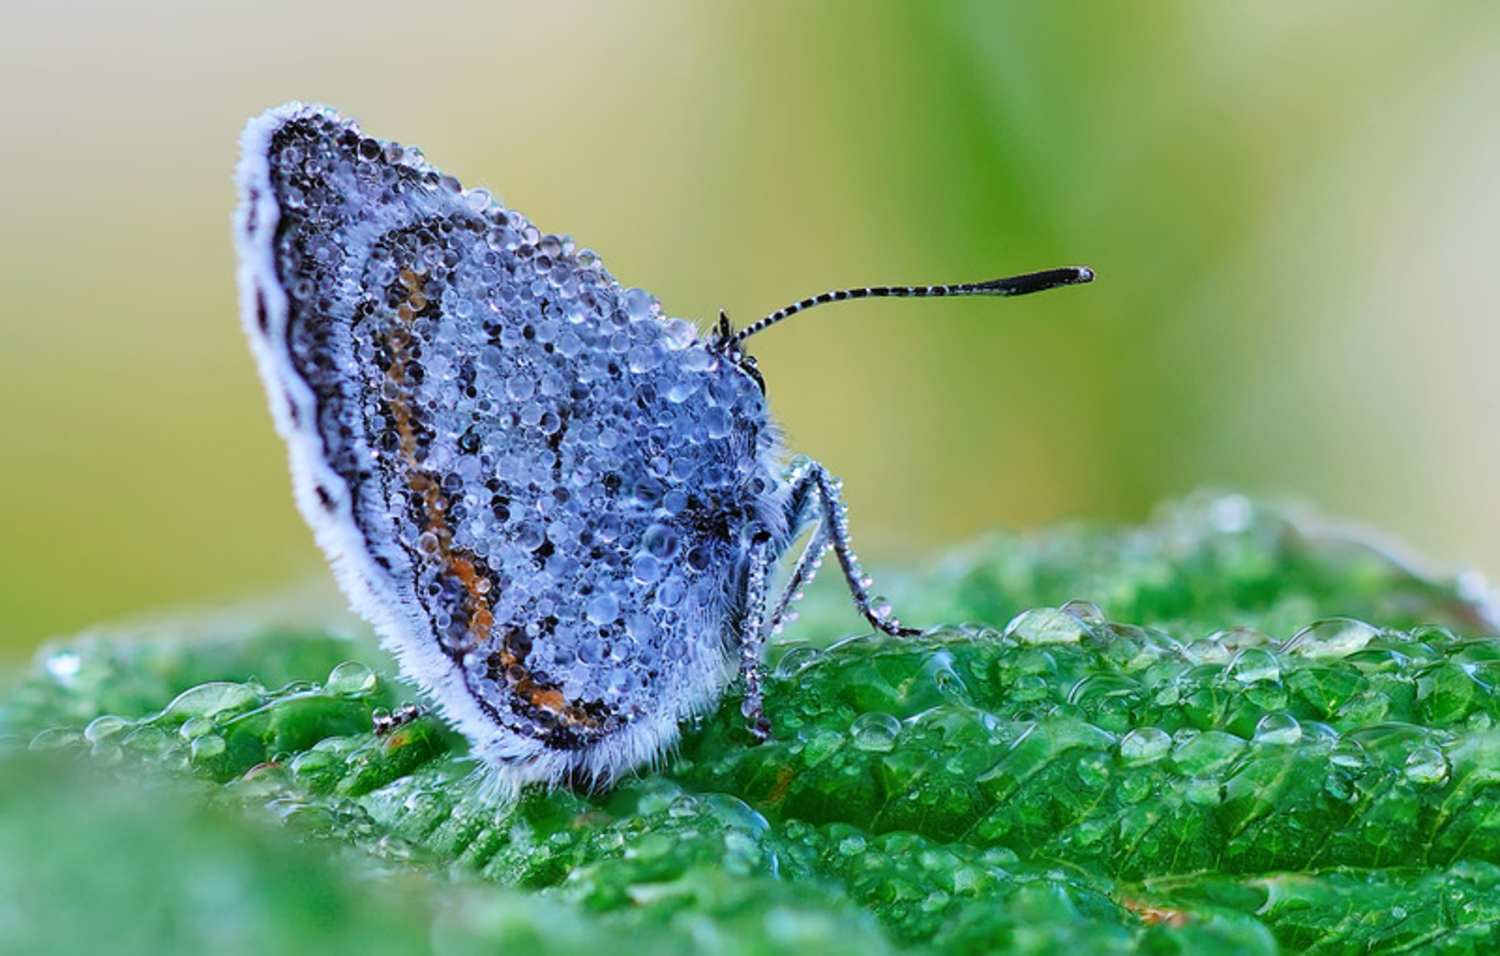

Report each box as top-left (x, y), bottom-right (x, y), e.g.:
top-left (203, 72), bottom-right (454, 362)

top-left (237, 105), bottom-right (784, 790)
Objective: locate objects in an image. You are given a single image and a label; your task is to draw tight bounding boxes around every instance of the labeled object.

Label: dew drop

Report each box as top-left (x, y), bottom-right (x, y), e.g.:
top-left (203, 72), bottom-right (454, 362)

top-left (1118, 727), bottom-right (1172, 766)
top-left (83, 715), bottom-right (131, 744)
top-left (587, 593), bottom-right (619, 626)
top-left (163, 682), bottom-right (260, 720)
top-left (1285, 617), bottom-right (1379, 660)
top-left (1404, 747), bottom-right (1450, 786)
top-left (1060, 599), bottom-right (1106, 625)
top-left (325, 660), bottom-right (378, 696)
top-left (622, 287), bottom-right (658, 320)
top-left (1004, 607), bottom-right (1089, 645)
top-left (1252, 713), bottom-right (1303, 746)
top-left (1227, 647), bottom-right (1281, 685)
top-left (850, 712), bottom-right (901, 753)
top-left (773, 644), bottom-right (822, 679)
top-left (190, 734), bottom-right (227, 763)
top-left (1184, 775), bottom-right (1224, 806)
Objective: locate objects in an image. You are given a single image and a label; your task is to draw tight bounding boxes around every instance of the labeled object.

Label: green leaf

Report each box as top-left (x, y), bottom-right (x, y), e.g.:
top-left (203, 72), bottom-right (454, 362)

top-left (4, 494), bottom-right (1498, 953)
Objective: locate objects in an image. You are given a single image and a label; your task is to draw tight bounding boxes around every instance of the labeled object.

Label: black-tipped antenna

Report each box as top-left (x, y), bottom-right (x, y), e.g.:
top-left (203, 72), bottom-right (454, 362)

top-left (725, 265), bottom-right (1094, 348)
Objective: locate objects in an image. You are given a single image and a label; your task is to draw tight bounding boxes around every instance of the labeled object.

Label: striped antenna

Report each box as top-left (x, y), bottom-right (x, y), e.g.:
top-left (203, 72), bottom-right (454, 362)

top-left (725, 266), bottom-right (1094, 348)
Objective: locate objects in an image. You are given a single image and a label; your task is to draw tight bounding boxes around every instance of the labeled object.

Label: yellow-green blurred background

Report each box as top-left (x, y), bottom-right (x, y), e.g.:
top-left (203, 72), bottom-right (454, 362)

top-left (3, 3), bottom-right (1498, 660)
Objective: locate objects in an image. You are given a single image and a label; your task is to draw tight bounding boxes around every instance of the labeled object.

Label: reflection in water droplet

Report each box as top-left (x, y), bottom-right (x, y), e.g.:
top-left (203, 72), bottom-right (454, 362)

top-left (1329, 737), bottom-right (1367, 769)
top-left (1010, 674), bottom-right (1051, 703)
top-left (1004, 608), bottom-right (1089, 645)
top-left (1171, 730), bottom-right (1247, 775)
top-left (325, 660), bottom-right (378, 696)
top-left (931, 665), bottom-right (968, 701)
top-left (1323, 773), bottom-right (1353, 802)
top-left (1060, 600), bottom-right (1105, 625)
top-left (1285, 618), bottom-right (1379, 659)
top-left (850, 712), bottom-right (901, 753)
top-left (190, 734), bottom-right (227, 762)
top-left (1227, 648), bottom-right (1281, 685)
top-left (1404, 747), bottom-right (1450, 785)
top-left (162, 682), bottom-right (260, 720)
top-left (178, 716), bottom-right (216, 740)
top-left (1118, 727), bottom-right (1172, 765)
top-left (1207, 626), bottom-right (1272, 650)
top-left (1252, 713), bottom-right (1303, 746)
top-left (772, 644), bottom-right (822, 680)
top-left (1184, 626), bottom-right (1273, 666)
top-left (83, 715), bottom-right (131, 744)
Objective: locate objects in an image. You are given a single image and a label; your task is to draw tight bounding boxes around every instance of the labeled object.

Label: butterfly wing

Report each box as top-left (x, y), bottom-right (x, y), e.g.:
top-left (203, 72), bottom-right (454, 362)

top-left (235, 104), bottom-right (783, 791)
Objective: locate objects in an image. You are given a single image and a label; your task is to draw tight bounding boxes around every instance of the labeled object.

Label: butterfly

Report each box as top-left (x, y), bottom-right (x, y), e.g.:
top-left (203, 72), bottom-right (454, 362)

top-left (234, 103), bottom-right (1091, 795)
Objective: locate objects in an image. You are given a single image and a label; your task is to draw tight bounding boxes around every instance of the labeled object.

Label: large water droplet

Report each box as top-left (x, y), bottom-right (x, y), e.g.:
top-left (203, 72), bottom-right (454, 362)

top-left (1060, 599), bottom-right (1106, 625)
top-left (1252, 713), bottom-right (1303, 746)
top-left (1404, 747), bottom-right (1450, 786)
top-left (162, 682), bottom-right (260, 721)
top-left (83, 714), bottom-right (131, 744)
top-left (850, 712), bottom-right (901, 753)
top-left (1004, 608), bottom-right (1089, 645)
top-left (1285, 618), bottom-right (1379, 660)
top-left (773, 644), bottom-right (822, 680)
top-left (1118, 727), bottom-right (1172, 766)
top-left (325, 660), bottom-right (378, 696)
top-left (1171, 730), bottom-right (1247, 775)
top-left (1227, 648), bottom-right (1281, 685)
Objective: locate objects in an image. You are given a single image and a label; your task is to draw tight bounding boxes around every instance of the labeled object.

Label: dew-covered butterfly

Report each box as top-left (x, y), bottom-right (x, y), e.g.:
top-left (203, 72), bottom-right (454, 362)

top-left (234, 103), bottom-right (1091, 795)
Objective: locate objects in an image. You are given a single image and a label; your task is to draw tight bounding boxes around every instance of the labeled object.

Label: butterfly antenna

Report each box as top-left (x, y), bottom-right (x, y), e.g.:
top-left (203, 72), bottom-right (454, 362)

top-left (725, 266), bottom-right (1094, 348)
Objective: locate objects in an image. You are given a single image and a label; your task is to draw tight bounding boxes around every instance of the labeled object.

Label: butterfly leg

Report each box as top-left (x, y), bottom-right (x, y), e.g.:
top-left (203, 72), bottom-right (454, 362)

top-left (739, 459), bottom-right (920, 741)
top-left (762, 517), bottom-right (830, 639)
top-left (768, 458), bottom-right (920, 639)
top-left (372, 703), bottom-right (426, 736)
top-left (737, 531), bottom-right (775, 741)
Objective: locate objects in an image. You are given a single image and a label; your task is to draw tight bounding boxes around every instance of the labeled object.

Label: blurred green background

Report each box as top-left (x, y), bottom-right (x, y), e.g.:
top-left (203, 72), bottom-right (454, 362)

top-left (2, 2), bottom-right (1497, 661)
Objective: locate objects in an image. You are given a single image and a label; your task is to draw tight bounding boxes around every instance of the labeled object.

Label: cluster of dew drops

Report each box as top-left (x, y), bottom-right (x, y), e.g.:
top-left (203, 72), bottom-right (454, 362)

top-left (281, 115), bottom-right (779, 708)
